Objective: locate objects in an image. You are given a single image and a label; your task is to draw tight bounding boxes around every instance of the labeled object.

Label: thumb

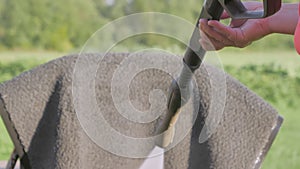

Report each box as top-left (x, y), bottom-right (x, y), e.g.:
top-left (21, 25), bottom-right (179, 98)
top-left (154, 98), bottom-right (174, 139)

top-left (230, 19), bottom-right (247, 28)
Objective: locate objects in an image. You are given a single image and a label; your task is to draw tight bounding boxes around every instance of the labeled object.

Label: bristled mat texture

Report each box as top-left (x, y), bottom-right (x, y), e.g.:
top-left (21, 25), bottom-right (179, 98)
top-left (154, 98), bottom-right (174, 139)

top-left (0, 52), bottom-right (282, 169)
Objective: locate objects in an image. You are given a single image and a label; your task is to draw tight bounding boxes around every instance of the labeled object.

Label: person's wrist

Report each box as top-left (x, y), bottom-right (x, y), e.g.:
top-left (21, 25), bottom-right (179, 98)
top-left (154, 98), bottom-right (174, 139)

top-left (244, 2), bottom-right (271, 36)
top-left (250, 1), bottom-right (272, 35)
top-left (259, 17), bottom-right (273, 35)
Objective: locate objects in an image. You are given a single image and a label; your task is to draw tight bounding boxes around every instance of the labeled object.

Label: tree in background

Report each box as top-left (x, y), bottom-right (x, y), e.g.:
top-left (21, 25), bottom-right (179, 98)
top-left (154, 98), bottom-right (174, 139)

top-left (0, 0), bottom-right (297, 51)
top-left (0, 0), bottom-right (104, 51)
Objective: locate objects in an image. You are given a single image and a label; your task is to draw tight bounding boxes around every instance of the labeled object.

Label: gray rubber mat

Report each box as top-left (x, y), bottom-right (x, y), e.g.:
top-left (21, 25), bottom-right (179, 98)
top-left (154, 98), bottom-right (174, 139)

top-left (0, 52), bottom-right (282, 169)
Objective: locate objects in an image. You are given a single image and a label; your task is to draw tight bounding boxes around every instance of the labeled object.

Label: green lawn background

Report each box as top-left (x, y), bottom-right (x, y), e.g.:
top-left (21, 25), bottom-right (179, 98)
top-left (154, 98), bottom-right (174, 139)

top-left (0, 50), bottom-right (299, 169)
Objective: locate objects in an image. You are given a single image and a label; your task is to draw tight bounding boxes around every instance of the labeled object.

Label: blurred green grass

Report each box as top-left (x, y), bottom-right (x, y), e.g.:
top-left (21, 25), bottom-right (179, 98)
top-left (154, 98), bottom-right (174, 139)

top-left (0, 51), bottom-right (63, 82)
top-left (0, 50), bottom-right (299, 169)
top-left (214, 49), bottom-right (300, 76)
top-left (0, 117), bottom-right (12, 160)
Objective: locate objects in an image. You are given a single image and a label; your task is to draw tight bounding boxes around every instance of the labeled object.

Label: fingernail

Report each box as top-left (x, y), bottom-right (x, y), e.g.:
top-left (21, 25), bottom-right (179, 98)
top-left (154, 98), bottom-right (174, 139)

top-left (207, 20), bottom-right (215, 26)
top-left (199, 19), bottom-right (206, 23)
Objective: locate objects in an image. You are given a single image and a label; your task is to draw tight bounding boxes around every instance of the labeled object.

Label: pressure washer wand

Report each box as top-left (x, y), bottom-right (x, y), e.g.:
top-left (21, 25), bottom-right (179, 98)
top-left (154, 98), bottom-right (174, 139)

top-left (155, 3), bottom-right (224, 148)
top-left (156, 0), bottom-right (281, 148)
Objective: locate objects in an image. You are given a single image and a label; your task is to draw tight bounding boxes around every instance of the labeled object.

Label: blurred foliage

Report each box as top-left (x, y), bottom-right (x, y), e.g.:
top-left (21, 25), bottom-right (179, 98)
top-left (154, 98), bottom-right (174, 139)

top-left (0, 0), bottom-right (106, 51)
top-left (0, 0), bottom-right (299, 51)
top-left (0, 60), bottom-right (40, 82)
top-left (225, 63), bottom-right (300, 109)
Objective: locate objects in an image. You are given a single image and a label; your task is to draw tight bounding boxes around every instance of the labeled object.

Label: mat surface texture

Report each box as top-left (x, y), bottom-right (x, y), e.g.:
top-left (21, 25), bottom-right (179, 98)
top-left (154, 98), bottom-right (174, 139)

top-left (0, 52), bottom-right (282, 169)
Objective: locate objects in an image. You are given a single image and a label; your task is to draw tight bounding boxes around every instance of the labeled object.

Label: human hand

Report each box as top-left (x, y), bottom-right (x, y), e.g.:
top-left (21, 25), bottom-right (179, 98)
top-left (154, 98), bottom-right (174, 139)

top-left (199, 2), bottom-right (271, 50)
